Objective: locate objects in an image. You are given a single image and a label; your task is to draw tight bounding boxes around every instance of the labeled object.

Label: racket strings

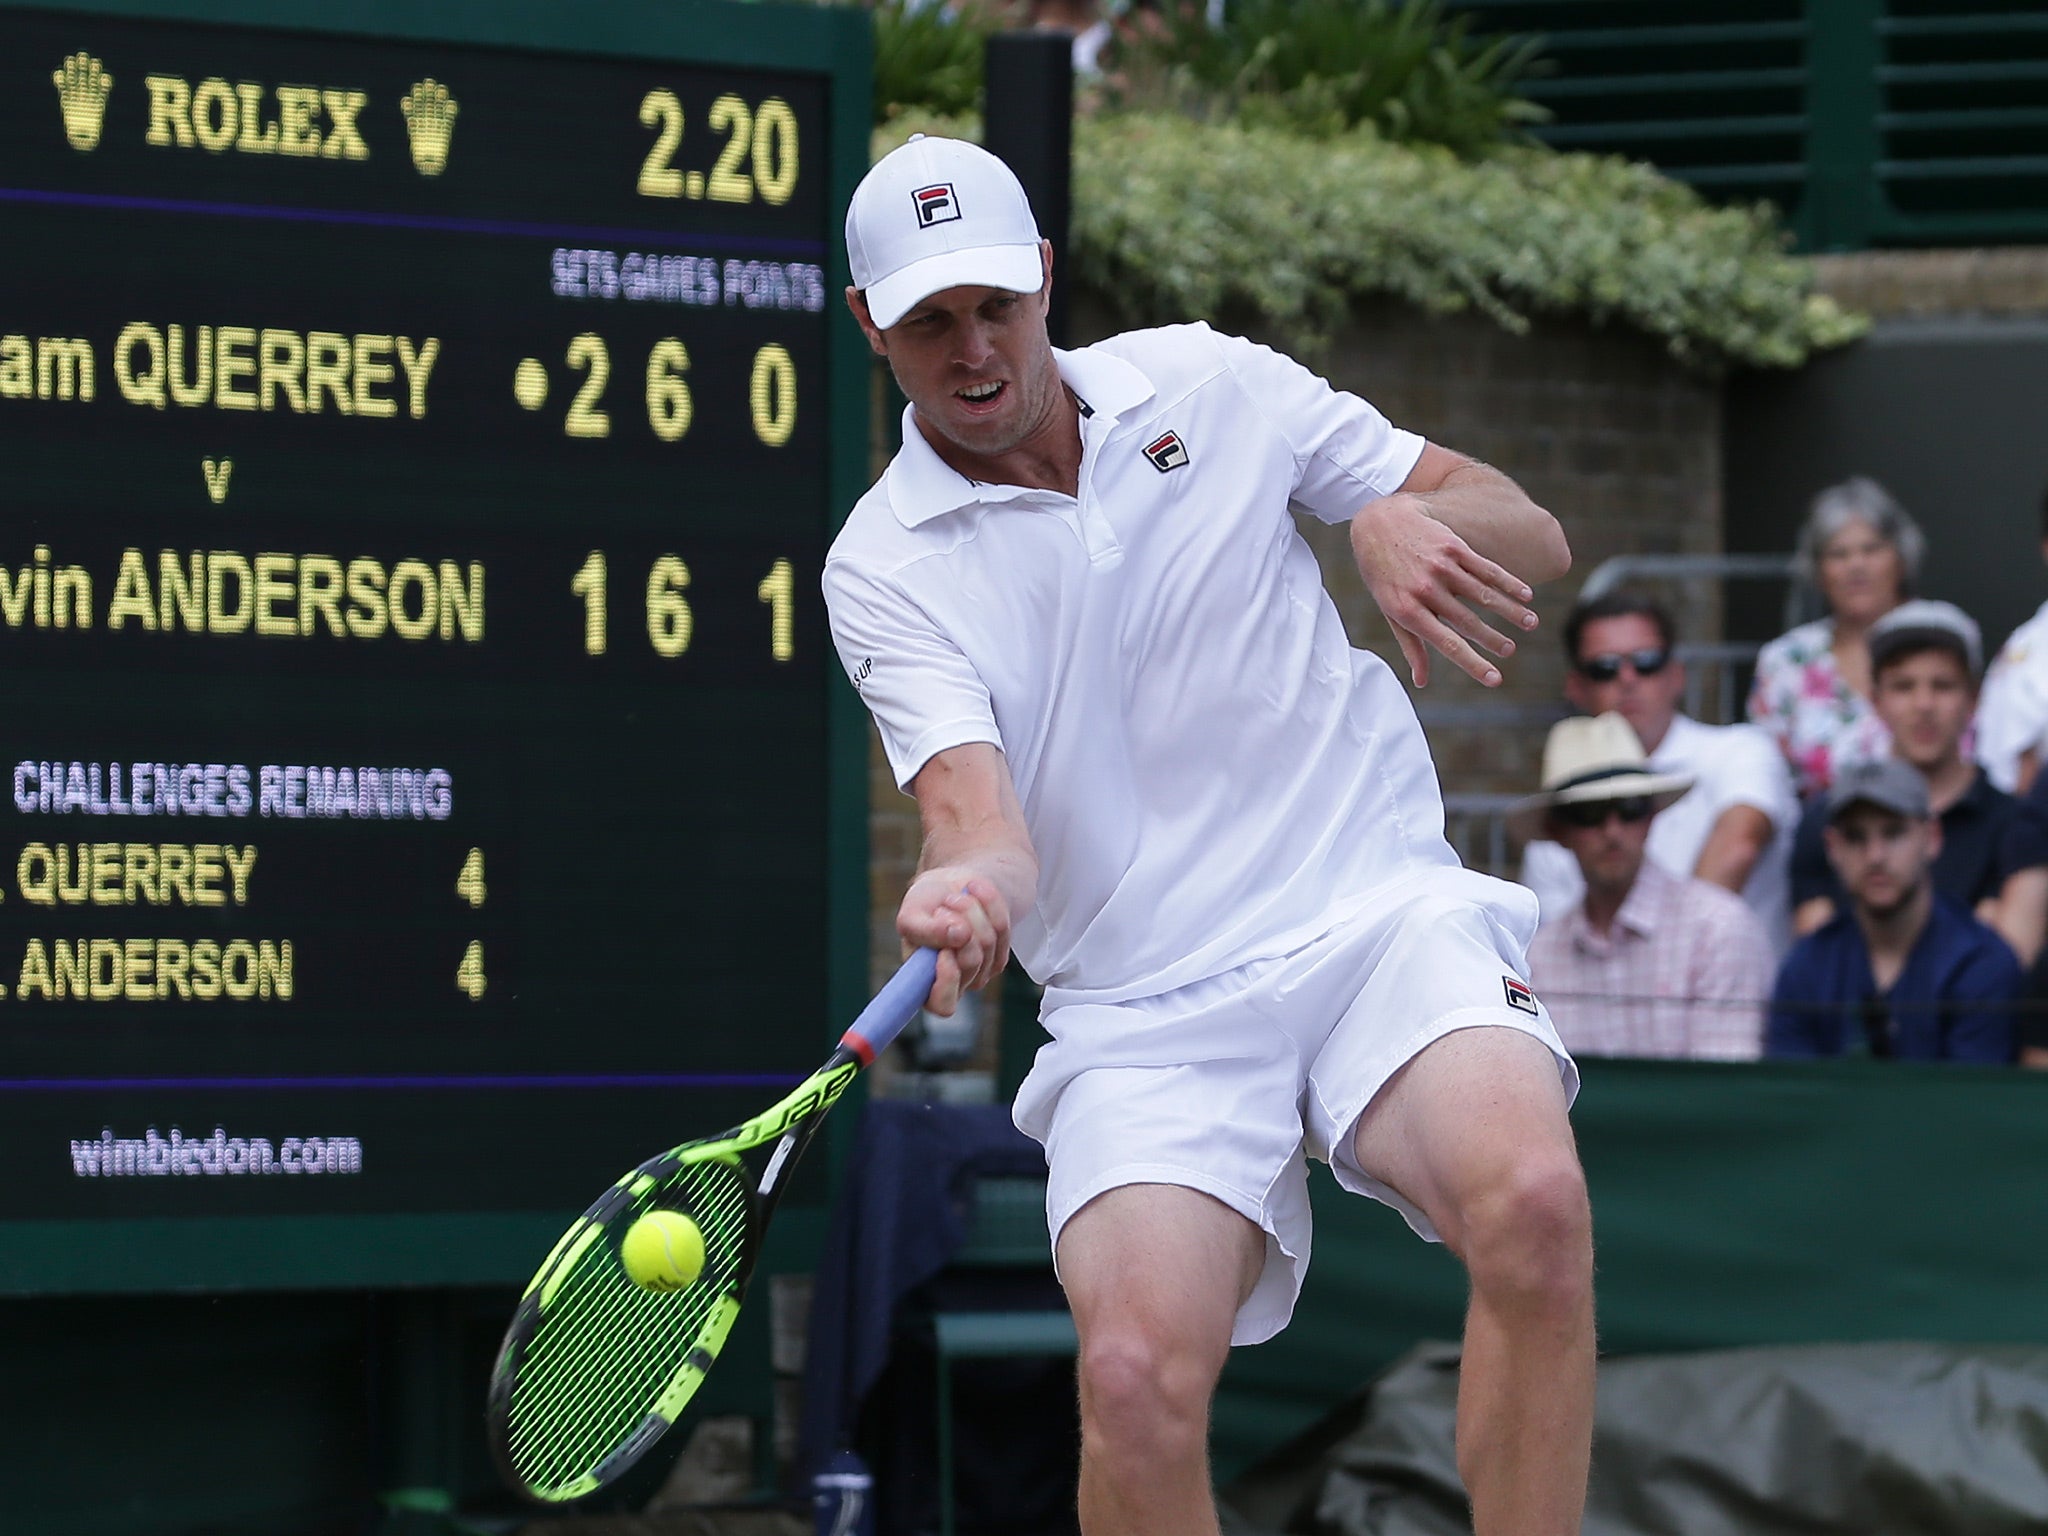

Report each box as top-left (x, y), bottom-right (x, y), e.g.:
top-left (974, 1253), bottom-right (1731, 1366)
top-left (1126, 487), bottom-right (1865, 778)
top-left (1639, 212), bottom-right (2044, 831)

top-left (512, 1206), bottom-right (745, 1489)
top-left (506, 1161), bottom-right (753, 1493)
top-left (513, 1197), bottom-right (744, 1473)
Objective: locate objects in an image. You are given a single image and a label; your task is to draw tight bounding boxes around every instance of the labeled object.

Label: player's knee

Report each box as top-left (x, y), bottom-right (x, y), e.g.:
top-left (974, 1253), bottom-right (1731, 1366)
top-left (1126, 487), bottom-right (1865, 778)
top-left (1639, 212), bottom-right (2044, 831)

top-left (1459, 1150), bottom-right (1592, 1312)
top-left (1077, 1323), bottom-right (1220, 1457)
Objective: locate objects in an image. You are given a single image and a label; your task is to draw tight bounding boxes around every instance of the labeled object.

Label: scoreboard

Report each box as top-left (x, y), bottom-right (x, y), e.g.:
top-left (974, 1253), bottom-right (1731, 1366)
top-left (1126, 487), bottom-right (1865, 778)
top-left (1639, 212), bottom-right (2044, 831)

top-left (0, 0), bottom-right (872, 1290)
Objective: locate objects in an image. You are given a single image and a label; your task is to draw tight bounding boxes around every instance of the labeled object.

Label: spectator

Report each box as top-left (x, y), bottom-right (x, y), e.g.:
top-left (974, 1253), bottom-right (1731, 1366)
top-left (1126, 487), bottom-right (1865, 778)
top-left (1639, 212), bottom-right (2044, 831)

top-left (1789, 600), bottom-right (2048, 966)
top-left (1748, 477), bottom-right (1922, 799)
top-left (1521, 590), bottom-right (1799, 950)
top-left (1029, 0), bottom-right (1112, 75)
top-left (1516, 714), bottom-right (1773, 1060)
top-left (1769, 759), bottom-right (2020, 1062)
top-left (1973, 483), bottom-right (2048, 794)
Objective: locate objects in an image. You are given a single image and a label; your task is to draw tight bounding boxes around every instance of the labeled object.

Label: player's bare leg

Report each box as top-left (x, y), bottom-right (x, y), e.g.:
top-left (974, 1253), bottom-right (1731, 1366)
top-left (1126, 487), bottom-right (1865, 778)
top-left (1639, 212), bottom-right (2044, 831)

top-left (1351, 1026), bottom-right (1594, 1536)
top-left (1056, 1183), bottom-right (1266, 1536)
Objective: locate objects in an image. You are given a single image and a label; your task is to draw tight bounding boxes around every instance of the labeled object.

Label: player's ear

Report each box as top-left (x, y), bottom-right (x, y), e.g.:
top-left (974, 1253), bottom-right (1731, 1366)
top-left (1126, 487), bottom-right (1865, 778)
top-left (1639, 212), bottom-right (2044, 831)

top-left (845, 287), bottom-right (888, 357)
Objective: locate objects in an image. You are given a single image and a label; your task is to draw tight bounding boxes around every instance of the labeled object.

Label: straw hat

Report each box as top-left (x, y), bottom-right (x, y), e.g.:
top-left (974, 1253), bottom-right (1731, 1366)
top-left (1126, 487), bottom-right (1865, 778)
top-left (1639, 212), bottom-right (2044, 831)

top-left (1506, 713), bottom-right (1694, 842)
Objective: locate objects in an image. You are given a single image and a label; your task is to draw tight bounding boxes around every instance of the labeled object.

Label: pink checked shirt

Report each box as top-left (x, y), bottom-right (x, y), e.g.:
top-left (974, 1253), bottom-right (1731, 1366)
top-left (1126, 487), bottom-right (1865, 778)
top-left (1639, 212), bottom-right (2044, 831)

top-left (1527, 860), bottom-right (1773, 1060)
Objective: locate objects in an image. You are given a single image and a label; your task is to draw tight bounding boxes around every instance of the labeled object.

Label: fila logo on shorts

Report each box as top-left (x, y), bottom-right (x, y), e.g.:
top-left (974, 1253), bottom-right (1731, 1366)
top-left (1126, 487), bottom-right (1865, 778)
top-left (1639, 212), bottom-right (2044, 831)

top-left (1502, 976), bottom-right (1539, 1016)
top-left (1143, 431), bottom-right (1189, 472)
top-left (912, 183), bottom-right (960, 227)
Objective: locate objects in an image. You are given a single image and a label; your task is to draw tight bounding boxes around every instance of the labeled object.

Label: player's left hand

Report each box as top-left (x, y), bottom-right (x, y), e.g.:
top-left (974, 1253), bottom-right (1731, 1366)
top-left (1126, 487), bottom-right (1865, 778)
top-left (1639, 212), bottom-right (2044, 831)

top-left (1350, 493), bottom-right (1538, 689)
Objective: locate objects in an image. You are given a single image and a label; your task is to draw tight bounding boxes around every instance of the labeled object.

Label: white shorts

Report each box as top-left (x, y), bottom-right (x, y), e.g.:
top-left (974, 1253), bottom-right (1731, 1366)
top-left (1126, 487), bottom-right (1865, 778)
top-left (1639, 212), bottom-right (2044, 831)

top-left (1012, 866), bottom-right (1578, 1345)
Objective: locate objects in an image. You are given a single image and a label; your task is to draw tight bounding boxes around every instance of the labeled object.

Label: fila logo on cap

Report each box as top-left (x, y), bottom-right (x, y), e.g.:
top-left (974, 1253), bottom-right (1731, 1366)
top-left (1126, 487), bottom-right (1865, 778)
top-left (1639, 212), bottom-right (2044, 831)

top-left (912, 183), bottom-right (961, 228)
top-left (1502, 976), bottom-right (1539, 1016)
top-left (1143, 431), bottom-right (1189, 472)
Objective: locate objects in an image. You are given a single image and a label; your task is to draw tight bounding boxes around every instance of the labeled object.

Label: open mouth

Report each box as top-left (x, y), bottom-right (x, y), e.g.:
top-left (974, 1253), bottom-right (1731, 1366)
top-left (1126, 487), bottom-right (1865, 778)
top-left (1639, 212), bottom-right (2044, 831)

top-left (956, 380), bottom-right (1006, 411)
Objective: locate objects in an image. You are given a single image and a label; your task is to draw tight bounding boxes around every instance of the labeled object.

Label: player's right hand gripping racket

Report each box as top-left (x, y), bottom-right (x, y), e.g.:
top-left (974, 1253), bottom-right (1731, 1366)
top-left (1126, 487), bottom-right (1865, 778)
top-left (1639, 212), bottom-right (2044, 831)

top-left (486, 947), bottom-right (939, 1503)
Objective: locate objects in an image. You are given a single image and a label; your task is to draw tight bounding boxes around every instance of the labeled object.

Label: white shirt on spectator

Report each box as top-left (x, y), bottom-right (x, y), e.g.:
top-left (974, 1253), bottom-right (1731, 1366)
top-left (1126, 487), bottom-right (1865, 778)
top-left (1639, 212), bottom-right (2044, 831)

top-left (1976, 598), bottom-right (2048, 793)
top-left (1520, 713), bottom-right (1798, 952)
top-left (1527, 859), bottom-right (1771, 1060)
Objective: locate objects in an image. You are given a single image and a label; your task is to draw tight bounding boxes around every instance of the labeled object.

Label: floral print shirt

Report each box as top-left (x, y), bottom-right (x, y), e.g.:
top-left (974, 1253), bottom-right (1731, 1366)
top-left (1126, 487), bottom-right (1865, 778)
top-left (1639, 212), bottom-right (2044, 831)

top-left (1746, 618), bottom-right (1891, 800)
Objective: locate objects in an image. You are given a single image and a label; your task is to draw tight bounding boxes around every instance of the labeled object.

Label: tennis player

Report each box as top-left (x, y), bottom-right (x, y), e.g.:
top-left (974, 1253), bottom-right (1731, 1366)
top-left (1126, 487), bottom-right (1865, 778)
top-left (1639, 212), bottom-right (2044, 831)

top-left (825, 136), bottom-right (1590, 1536)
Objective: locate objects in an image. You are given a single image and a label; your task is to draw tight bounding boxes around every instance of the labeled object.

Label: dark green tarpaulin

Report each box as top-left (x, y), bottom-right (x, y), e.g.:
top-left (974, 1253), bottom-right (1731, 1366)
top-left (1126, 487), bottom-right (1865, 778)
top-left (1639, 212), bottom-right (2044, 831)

top-left (1225, 1340), bottom-right (2048, 1535)
top-left (1211, 1058), bottom-right (2048, 1481)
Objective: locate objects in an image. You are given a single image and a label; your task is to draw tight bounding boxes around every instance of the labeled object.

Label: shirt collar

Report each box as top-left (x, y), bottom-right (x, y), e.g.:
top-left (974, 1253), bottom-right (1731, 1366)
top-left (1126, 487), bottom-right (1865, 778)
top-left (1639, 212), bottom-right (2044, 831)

top-left (1570, 859), bottom-right (1676, 949)
top-left (883, 346), bottom-right (1156, 529)
top-left (1647, 712), bottom-right (1700, 766)
top-left (1947, 767), bottom-right (1994, 819)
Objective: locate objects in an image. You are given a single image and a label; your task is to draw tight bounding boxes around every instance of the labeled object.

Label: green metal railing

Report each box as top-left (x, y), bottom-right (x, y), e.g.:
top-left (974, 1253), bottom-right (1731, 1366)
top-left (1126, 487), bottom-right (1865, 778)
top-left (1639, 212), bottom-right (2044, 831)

top-left (1458, 0), bottom-right (2048, 251)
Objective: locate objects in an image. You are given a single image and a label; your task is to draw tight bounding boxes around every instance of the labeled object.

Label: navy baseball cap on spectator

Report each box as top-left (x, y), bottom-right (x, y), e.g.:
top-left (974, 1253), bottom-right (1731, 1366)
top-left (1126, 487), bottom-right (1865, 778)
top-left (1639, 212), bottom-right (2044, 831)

top-left (1826, 758), bottom-right (1931, 824)
top-left (1867, 599), bottom-right (1983, 679)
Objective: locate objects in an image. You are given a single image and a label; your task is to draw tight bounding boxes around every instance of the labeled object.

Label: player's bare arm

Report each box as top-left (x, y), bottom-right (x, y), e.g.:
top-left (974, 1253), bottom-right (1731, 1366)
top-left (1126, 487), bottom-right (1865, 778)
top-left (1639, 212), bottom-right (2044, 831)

top-left (903, 741), bottom-right (1040, 1016)
top-left (1351, 444), bottom-right (1571, 689)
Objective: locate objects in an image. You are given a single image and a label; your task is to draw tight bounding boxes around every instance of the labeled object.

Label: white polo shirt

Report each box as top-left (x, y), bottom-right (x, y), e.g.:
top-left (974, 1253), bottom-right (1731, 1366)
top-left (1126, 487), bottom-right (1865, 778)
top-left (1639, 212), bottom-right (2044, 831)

top-left (1977, 598), bottom-right (2048, 793)
top-left (823, 323), bottom-right (1460, 1002)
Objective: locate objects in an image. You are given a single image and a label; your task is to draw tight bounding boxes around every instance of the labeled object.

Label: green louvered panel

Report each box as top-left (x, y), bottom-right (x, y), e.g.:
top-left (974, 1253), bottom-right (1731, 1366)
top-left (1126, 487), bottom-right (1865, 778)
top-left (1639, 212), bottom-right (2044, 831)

top-left (1876, 2), bottom-right (2048, 245)
top-left (1451, 0), bottom-right (2048, 250)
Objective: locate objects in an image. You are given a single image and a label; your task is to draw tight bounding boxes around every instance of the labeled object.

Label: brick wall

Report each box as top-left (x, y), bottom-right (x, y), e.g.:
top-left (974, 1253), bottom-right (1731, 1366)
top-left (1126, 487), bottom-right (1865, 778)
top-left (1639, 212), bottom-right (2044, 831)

top-left (855, 293), bottom-right (1723, 1006)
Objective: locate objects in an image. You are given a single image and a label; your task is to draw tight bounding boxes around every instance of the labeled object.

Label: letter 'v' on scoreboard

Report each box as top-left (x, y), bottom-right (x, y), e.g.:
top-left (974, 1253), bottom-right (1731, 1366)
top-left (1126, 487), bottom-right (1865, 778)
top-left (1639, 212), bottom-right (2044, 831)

top-left (0, 0), bottom-right (872, 1292)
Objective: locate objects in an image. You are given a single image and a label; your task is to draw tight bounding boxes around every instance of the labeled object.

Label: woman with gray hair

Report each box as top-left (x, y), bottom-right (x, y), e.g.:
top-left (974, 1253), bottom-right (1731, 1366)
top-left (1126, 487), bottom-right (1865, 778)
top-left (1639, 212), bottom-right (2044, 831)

top-left (1746, 476), bottom-right (1922, 798)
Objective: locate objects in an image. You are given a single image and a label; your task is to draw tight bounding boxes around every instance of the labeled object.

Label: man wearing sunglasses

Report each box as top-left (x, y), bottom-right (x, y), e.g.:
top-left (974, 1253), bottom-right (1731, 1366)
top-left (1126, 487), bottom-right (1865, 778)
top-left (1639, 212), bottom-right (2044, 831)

top-left (1514, 714), bottom-right (1773, 1059)
top-left (1520, 591), bottom-right (1798, 952)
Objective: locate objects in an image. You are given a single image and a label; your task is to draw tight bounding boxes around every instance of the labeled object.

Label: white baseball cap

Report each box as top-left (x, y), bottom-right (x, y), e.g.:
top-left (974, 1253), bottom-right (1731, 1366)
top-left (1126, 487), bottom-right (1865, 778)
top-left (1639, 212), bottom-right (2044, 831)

top-left (846, 134), bottom-right (1045, 329)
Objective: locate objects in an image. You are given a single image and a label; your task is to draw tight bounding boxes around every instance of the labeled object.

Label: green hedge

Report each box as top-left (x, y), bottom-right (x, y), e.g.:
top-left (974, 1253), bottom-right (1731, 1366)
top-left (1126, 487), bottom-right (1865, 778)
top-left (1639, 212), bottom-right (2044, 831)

top-left (877, 113), bottom-right (1864, 373)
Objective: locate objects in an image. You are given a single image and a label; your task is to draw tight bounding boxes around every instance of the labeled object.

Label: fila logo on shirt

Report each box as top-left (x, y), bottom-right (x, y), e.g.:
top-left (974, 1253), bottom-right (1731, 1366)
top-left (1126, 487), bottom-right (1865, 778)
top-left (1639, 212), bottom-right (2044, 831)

top-left (1143, 431), bottom-right (1189, 472)
top-left (912, 183), bottom-right (960, 227)
top-left (1502, 976), bottom-right (1539, 1017)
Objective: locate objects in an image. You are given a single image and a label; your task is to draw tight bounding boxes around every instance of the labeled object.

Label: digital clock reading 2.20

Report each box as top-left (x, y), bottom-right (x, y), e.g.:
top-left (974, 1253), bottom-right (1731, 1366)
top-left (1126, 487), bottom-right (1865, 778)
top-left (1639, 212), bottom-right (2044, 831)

top-left (0, 0), bottom-right (854, 1253)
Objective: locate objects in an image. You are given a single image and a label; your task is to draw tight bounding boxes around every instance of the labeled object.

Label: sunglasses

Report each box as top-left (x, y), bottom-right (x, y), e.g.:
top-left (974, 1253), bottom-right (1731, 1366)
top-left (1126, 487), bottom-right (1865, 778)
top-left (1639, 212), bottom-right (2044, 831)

top-left (1575, 647), bottom-right (1672, 683)
top-left (1551, 795), bottom-right (1656, 830)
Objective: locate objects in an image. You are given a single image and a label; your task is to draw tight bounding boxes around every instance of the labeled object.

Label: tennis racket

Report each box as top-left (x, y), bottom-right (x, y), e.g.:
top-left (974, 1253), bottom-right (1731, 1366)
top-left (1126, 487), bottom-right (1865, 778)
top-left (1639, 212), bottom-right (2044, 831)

top-left (486, 947), bottom-right (940, 1503)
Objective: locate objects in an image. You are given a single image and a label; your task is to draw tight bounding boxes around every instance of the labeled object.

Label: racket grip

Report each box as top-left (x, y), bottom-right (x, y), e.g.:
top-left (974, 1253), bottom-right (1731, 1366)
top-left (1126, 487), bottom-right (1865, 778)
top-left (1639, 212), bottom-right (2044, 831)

top-left (839, 947), bottom-right (940, 1066)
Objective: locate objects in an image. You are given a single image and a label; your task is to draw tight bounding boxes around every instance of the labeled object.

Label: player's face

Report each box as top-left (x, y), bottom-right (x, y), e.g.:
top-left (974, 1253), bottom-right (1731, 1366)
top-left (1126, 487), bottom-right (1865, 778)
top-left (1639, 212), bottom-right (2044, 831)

top-left (1553, 799), bottom-right (1652, 898)
top-left (1817, 517), bottom-right (1906, 626)
top-left (1565, 614), bottom-right (1685, 750)
top-left (1825, 804), bottom-right (1937, 919)
top-left (851, 246), bottom-right (1065, 467)
top-left (1872, 650), bottom-right (1974, 772)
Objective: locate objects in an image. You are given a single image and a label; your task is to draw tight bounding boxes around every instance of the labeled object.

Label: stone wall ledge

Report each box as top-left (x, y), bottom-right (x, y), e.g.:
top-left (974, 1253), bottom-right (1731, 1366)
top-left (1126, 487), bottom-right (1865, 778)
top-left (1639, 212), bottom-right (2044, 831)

top-left (1814, 248), bottom-right (2048, 322)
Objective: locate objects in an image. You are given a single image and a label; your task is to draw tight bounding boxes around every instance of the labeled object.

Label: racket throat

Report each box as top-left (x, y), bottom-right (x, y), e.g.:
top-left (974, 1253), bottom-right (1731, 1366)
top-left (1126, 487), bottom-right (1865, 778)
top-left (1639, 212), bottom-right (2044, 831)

top-left (757, 1129), bottom-right (801, 1201)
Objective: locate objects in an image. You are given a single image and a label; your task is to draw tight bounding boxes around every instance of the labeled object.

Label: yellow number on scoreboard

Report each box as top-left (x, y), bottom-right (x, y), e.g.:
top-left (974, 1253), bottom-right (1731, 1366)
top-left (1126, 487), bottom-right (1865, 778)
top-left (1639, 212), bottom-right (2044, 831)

top-left (565, 334), bottom-right (611, 438)
top-left (758, 558), bottom-right (795, 661)
top-left (646, 555), bottom-right (693, 658)
top-left (705, 95), bottom-right (754, 204)
top-left (457, 848), bottom-right (487, 909)
top-left (752, 97), bottom-right (799, 206)
top-left (457, 941), bottom-right (487, 1000)
top-left (750, 344), bottom-right (796, 447)
top-left (646, 339), bottom-right (693, 441)
top-left (572, 550), bottom-right (608, 656)
top-left (637, 89), bottom-right (685, 198)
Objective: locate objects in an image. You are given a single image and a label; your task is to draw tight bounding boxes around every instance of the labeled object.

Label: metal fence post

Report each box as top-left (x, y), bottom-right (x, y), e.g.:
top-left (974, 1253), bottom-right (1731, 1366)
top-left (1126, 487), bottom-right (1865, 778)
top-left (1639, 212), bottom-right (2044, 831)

top-left (1803, 0), bottom-right (1883, 250)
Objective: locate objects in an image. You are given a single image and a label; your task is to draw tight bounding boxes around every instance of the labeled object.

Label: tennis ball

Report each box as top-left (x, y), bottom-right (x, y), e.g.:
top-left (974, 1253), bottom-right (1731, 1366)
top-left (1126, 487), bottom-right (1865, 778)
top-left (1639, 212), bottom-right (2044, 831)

top-left (621, 1210), bottom-right (706, 1292)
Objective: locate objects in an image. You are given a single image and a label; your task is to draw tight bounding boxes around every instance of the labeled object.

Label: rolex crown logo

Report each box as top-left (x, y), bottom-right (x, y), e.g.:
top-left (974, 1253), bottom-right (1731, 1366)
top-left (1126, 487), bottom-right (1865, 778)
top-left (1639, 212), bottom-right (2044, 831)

top-left (400, 78), bottom-right (458, 176)
top-left (52, 52), bottom-right (113, 152)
